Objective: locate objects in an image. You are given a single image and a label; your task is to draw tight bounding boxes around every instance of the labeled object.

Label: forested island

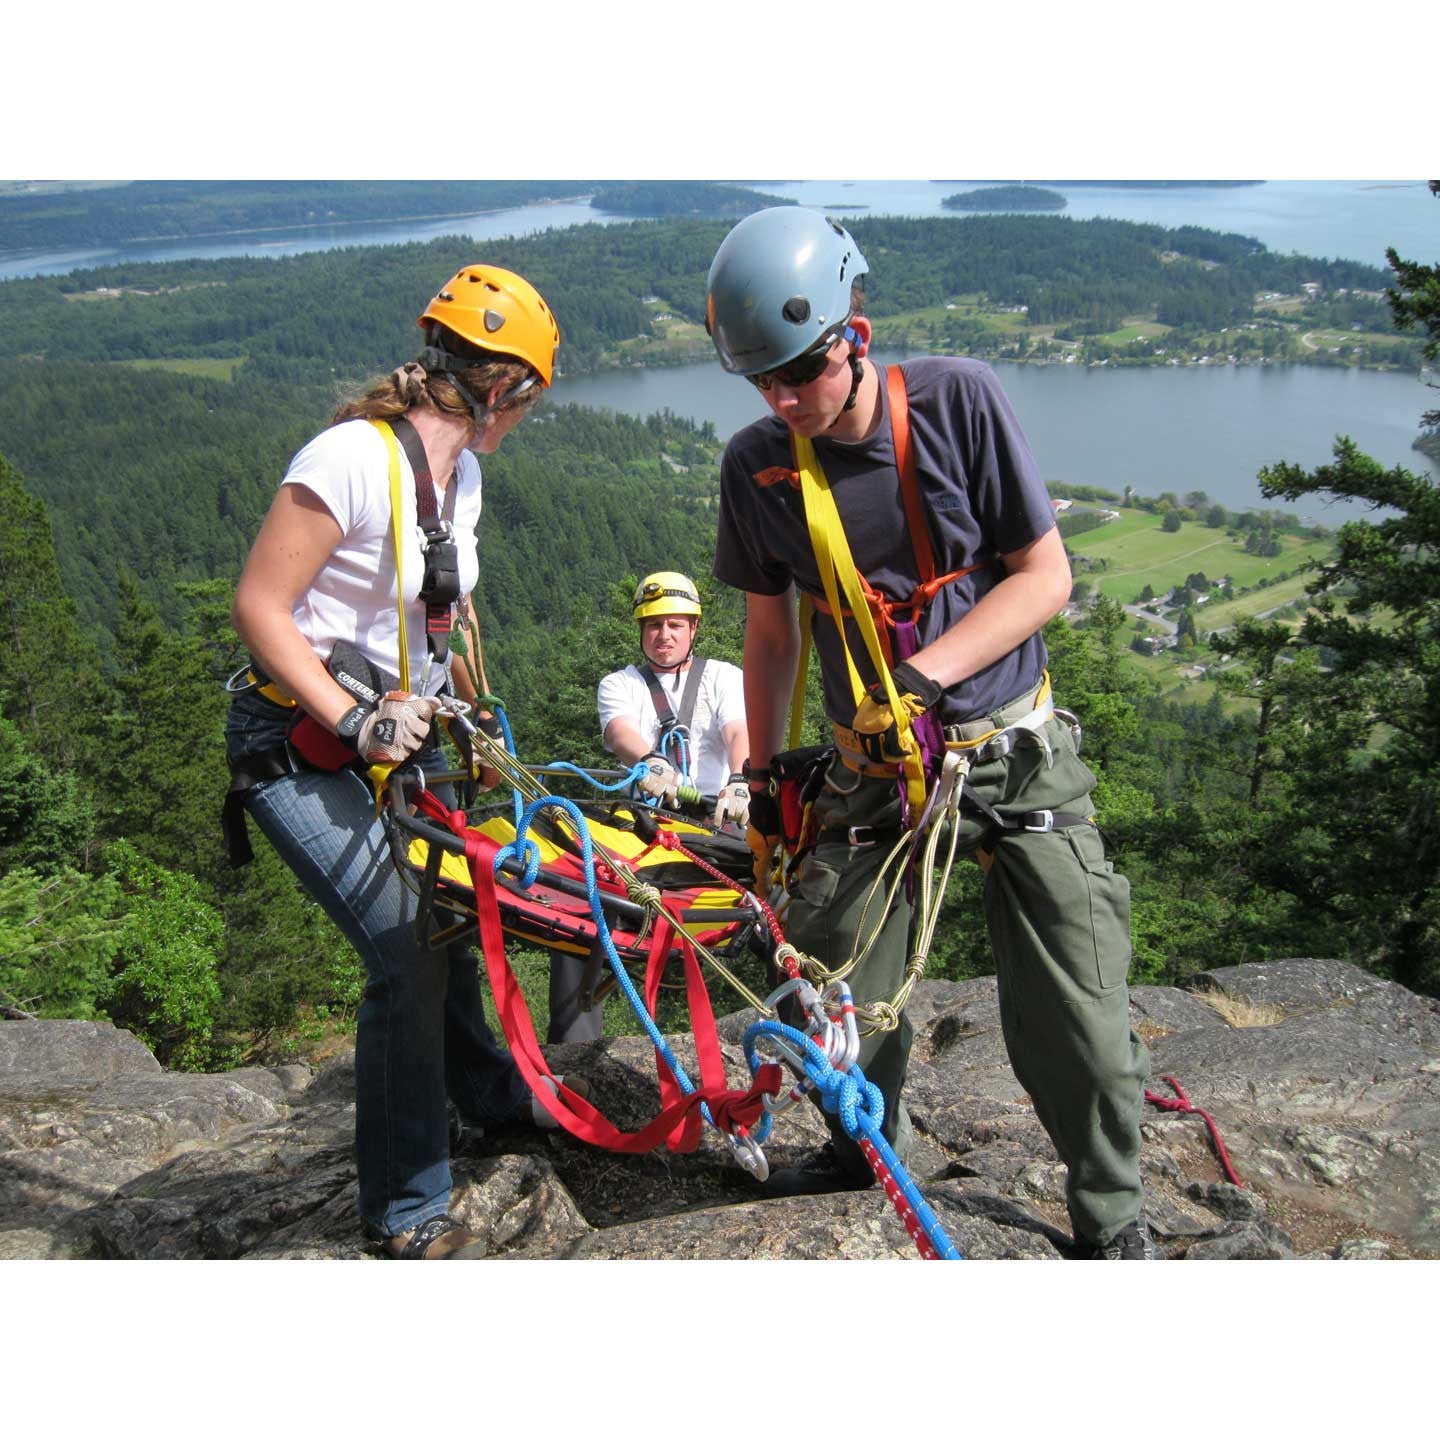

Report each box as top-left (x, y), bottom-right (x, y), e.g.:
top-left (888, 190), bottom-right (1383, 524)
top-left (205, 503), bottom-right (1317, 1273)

top-left (0, 180), bottom-right (597, 251)
top-left (3, 187), bottom-right (1437, 1070)
top-left (943, 184), bottom-right (1067, 211)
top-left (588, 182), bottom-right (790, 217)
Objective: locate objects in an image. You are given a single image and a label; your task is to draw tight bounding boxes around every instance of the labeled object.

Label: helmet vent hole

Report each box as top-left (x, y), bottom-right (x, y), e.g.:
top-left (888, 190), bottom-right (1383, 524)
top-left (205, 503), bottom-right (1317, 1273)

top-left (484, 309), bottom-right (506, 333)
top-left (782, 296), bottom-right (811, 325)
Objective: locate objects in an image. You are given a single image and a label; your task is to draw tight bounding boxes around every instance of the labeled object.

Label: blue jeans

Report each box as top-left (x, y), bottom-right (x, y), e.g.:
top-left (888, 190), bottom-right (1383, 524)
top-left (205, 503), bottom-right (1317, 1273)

top-left (230, 694), bottom-right (529, 1237)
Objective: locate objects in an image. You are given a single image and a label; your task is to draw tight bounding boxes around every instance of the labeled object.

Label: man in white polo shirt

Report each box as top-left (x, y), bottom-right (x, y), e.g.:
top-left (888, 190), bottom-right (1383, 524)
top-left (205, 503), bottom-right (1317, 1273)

top-left (597, 571), bottom-right (750, 831)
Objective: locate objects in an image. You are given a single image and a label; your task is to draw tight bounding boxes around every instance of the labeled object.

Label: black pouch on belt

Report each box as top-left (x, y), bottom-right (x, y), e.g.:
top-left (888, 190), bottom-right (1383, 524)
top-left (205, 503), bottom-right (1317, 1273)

top-left (770, 744), bottom-right (834, 858)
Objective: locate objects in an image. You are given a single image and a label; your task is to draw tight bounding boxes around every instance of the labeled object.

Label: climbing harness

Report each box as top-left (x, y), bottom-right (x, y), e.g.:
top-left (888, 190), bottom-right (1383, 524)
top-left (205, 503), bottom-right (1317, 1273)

top-left (741, 366), bottom-right (1096, 1032)
top-left (638, 658), bottom-right (708, 787)
top-left (222, 416), bottom-right (469, 863)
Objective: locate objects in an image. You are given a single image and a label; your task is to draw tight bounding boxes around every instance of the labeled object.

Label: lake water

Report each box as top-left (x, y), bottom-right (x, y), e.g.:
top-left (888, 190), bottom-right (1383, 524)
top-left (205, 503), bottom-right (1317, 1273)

top-left (745, 180), bottom-right (1438, 270)
top-left (550, 353), bottom-right (1438, 522)
top-left (0, 199), bottom-right (626, 282)
top-left (2, 180), bottom-right (1434, 281)
top-left (6, 181), bottom-right (1434, 522)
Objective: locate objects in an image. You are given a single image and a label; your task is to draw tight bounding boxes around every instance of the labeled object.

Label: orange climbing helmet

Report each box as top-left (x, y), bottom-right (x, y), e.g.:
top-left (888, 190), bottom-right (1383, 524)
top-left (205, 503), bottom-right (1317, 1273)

top-left (418, 264), bottom-right (561, 385)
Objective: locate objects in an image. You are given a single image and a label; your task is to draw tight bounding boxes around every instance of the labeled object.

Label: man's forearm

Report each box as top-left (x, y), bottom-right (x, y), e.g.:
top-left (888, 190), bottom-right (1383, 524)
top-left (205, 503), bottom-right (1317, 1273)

top-left (906, 528), bottom-right (1072, 689)
top-left (743, 590), bottom-right (801, 773)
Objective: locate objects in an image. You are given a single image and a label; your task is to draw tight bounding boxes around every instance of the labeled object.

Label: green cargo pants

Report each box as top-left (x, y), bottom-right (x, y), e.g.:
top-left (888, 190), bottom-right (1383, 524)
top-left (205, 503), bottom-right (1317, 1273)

top-left (779, 684), bottom-right (1149, 1246)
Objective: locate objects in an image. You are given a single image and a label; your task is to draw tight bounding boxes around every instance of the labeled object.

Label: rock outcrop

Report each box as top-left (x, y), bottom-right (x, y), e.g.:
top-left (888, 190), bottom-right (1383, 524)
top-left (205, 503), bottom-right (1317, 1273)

top-left (2, 958), bottom-right (1436, 1260)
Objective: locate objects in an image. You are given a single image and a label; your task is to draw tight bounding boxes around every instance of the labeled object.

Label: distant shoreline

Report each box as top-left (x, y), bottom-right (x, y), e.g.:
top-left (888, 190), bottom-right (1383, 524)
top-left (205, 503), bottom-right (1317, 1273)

top-left (0, 196), bottom-right (596, 259)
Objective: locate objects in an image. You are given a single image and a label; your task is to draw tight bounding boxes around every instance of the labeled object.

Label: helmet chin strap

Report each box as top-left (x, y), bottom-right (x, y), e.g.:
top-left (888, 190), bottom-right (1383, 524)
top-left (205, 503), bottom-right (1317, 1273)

top-left (418, 336), bottom-right (491, 434)
top-left (825, 344), bottom-right (866, 431)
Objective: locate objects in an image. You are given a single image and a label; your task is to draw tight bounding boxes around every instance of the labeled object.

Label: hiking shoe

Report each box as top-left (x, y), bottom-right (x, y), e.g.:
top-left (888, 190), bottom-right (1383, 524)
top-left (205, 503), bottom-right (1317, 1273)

top-left (379, 1214), bottom-right (485, 1260)
top-left (1072, 1218), bottom-right (1157, 1260)
top-left (763, 1142), bottom-right (876, 1198)
top-left (530, 1073), bottom-right (591, 1129)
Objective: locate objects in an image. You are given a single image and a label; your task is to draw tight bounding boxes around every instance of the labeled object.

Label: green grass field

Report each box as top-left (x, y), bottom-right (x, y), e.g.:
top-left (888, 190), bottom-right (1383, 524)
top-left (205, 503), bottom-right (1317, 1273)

top-left (1097, 320), bottom-right (1173, 345)
top-left (114, 356), bottom-right (243, 380)
top-left (1068, 510), bottom-right (1331, 603)
top-left (1198, 571), bottom-right (1319, 631)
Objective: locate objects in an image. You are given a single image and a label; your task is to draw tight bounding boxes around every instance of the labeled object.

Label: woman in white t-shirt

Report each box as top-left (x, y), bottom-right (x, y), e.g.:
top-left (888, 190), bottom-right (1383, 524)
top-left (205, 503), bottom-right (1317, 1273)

top-left (225, 264), bottom-right (576, 1259)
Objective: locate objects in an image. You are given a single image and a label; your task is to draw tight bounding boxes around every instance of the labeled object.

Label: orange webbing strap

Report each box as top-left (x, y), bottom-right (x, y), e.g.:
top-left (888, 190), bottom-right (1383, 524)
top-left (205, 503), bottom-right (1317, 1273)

top-left (888, 366), bottom-right (936, 587)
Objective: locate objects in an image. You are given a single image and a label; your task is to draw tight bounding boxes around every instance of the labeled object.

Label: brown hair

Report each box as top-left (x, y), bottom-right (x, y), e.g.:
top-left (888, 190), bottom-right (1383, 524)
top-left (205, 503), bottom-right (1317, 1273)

top-left (849, 279), bottom-right (867, 318)
top-left (331, 348), bottom-right (543, 427)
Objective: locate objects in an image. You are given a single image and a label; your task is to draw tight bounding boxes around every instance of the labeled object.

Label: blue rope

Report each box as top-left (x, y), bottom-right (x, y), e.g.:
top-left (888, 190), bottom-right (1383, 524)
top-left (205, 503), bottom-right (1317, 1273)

top-left (493, 792), bottom-right (773, 1147)
top-left (743, 1017), bottom-right (961, 1260)
top-left (543, 759), bottom-right (651, 794)
top-left (659, 725), bottom-right (692, 785)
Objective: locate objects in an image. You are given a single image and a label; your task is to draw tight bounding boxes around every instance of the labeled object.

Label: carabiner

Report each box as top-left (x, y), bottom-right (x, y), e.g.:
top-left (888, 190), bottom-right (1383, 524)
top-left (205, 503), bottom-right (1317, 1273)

top-left (726, 1128), bottom-right (769, 1182)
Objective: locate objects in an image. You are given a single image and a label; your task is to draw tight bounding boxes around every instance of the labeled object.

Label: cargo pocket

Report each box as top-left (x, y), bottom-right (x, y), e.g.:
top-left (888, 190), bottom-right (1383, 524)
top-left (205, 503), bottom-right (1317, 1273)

top-left (787, 851), bottom-right (842, 968)
top-left (1065, 823), bottom-right (1131, 992)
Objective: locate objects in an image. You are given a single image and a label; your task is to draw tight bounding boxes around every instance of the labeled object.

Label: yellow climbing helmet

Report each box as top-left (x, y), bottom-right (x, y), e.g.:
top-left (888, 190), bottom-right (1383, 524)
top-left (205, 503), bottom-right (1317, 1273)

top-left (633, 571), bottom-right (702, 622)
top-left (418, 264), bottom-right (561, 385)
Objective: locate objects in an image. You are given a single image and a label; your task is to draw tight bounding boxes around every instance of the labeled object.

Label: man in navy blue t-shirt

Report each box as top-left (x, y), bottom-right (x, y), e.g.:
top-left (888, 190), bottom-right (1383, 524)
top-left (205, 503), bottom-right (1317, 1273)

top-left (707, 207), bottom-right (1153, 1259)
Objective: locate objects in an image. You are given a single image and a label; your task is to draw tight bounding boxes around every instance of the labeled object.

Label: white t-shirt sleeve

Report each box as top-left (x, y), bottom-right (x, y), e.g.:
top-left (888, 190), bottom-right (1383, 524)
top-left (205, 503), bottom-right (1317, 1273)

top-left (281, 422), bottom-right (388, 537)
top-left (597, 667), bottom-right (649, 751)
top-left (710, 661), bottom-right (746, 733)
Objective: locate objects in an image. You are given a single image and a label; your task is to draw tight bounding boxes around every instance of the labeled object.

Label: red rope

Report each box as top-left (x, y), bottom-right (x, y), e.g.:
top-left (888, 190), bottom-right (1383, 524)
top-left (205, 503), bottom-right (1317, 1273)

top-left (858, 1136), bottom-right (939, 1261)
top-left (651, 829), bottom-right (801, 979)
top-left (1144, 1074), bottom-right (1243, 1187)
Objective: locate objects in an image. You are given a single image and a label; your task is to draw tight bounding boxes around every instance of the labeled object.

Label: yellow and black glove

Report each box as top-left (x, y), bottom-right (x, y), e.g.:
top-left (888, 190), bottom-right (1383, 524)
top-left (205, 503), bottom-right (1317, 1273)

top-left (849, 661), bottom-right (943, 766)
top-left (745, 779), bottom-right (781, 894)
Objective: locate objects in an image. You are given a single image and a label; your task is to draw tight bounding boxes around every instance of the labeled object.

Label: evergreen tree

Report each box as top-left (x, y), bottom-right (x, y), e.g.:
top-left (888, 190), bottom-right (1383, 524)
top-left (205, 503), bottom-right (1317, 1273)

top-left (0, 453), bottom-right (95, 767)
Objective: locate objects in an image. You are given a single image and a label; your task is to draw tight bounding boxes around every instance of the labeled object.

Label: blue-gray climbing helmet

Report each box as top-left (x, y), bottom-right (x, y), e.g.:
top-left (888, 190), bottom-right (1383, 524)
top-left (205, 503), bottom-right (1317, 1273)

top-left (705, 207), bottom-right (868, 377)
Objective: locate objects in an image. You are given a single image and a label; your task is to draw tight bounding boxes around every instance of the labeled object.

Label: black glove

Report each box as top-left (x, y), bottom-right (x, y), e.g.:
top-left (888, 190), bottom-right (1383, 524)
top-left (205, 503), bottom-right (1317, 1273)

top-left (746, 784), bottom-right (781, 892)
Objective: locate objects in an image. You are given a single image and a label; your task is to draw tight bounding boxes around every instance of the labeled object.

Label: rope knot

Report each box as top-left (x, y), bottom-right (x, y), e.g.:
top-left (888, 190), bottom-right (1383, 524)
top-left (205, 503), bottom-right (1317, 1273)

top-left (862, 1000), bottom-right (901, 1032)
top-left (625, 879), bottom-right (663, 912)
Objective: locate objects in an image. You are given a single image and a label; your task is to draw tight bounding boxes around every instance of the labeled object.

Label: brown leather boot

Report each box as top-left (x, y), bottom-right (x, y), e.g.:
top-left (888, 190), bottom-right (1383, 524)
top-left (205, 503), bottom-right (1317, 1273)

top-left (382, 1214), bottom-right (484, 1259)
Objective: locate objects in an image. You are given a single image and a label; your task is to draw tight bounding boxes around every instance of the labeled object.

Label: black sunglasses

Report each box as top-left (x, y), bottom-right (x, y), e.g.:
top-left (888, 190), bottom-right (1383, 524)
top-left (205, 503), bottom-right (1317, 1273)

top-left (747, 327), bottom-right (851, 392)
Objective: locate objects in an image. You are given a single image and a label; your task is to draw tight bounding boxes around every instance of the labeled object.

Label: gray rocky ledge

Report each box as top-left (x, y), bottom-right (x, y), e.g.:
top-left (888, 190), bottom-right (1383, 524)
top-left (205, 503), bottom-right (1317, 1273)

top-left (2, 958), bottom-right (1436, 1260)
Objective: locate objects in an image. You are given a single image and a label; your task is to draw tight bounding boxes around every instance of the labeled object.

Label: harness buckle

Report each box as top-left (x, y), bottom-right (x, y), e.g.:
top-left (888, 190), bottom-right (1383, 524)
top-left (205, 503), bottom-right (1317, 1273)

top-left (976, 731), bottom-right (1015, 764)
top-left (1023, 810), bottom-right (1056, 833)
top-left (848, 825), bottom-right (878, 848)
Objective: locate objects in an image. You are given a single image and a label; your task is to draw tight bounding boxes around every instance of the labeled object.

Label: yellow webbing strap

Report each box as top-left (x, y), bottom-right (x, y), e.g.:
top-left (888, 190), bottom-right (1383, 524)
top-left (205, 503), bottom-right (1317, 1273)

top-left (788, 593), bottom-right (814, 751)
top-left (793, 435), bottom-right (927, 813)
top-left (365, 418), bottom-right (414, 800)
top-left (370, 419), bottom-right (411, 695)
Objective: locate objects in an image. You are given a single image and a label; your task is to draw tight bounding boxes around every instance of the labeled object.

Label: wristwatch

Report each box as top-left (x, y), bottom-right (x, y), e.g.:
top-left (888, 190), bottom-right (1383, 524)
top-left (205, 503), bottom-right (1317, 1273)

top-left (334, 703), bottom-right (369, 750)
top-left (741, 757), bottom-right (772, 791)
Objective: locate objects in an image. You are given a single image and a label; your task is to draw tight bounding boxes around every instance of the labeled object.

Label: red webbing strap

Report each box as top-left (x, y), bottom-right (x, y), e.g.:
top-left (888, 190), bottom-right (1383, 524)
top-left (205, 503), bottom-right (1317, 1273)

top-left (1144, 1073), bottom-right (1244, 1187)
top-left (411, 790), bottom-right (783, 1150)
top-left (643, 918), bottom-right (701, 1151)
top-left (886, 365), bottom-right (935, 586)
